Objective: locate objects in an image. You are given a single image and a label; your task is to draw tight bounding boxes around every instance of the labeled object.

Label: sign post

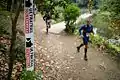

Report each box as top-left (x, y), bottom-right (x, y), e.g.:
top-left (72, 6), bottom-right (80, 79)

top-left (24, 0), bottom-right (34, 71)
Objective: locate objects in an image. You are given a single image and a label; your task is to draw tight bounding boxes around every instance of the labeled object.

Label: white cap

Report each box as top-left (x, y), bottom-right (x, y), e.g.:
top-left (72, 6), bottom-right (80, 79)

top-left (86, 17), bottom-right (92, 23)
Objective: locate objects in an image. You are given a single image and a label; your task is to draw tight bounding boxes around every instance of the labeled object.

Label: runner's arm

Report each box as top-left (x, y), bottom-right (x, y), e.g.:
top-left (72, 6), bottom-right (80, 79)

top-left (79, 25), bottom-right (84, 36)
top-left (91, 25), bottom-right (94, 34)
top-left (43, 15), bottom-right (46, 21)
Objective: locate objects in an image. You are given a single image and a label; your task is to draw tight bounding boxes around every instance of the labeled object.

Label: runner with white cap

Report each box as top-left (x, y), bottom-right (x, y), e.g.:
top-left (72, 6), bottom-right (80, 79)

top-left (77, 18), bottom-right (94, 61)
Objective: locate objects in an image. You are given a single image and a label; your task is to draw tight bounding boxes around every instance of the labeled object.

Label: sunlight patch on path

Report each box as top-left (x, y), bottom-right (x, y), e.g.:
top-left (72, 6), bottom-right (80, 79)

top-left (42, 21), bottom-right (66, 34)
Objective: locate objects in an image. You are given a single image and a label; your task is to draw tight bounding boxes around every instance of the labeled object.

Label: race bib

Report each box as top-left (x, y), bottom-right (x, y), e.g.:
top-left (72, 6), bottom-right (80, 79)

top-left (86, 33), bottom-right (90, 37)
top-left (47, 20), bottom-right (51, 23)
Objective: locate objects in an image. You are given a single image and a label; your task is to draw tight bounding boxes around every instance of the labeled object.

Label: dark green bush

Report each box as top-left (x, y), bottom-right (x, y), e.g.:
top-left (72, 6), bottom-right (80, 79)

top-left (63, 4), bottom-right (80, 34)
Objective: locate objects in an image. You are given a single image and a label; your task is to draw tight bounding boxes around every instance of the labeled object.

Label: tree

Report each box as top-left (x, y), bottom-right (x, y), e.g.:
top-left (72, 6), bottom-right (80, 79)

top-left (7, 0), bottom-right (23, 80)
top-left (64, 4), bottom-right (80, 33)
top-left (88, 0), bottom-right (93, 13)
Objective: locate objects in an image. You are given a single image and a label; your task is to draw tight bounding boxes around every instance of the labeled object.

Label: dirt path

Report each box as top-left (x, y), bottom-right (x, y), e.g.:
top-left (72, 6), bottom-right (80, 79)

top-left (35, 14), bottom-right (120, 80)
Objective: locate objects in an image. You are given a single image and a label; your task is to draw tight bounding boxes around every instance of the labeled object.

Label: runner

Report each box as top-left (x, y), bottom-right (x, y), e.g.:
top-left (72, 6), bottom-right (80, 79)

top-left (33, 4), bottom-right (37, 20)
top-left (43, 12), bottom-right (51, 34)
top-left (77, 19), bottom-right (94, 61)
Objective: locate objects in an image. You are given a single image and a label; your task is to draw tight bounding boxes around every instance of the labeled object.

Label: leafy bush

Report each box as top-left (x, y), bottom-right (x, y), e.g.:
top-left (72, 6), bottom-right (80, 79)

top-left (63, 4), bottom-right (80, 33)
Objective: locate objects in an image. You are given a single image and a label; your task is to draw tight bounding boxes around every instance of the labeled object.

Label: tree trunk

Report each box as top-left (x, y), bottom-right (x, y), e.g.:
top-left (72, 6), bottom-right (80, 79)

top-left (65, 21), bottom-right (70, 32)
top-left (7, 0), bottom-right (22, 80)
top-left (88, 0), bottom-right (92, 14)
top-left (89, 8), bottom-right (91, 14)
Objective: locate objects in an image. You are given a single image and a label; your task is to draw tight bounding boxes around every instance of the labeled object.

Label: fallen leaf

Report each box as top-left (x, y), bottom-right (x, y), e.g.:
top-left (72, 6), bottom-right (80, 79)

top-left (74, 42), bottom-right (76, 45)
top-left (56, 66), bottom-right (60, 69)
top-left (47, 55), bottom-right (50, 58)
top-left (45, 62), bottom-right (50, 67)
top-left (51, 60), bottom-right (54, 64)
top-left (40, 59), bottom-right (44, 62)
top-left (68, 78), bottom-right (72, 80)
top-left (48, 41), bottom-right (50, 43)
top-left (44, 48), bottom-right (47, 50)
top-left (60, 42), bottom-right (63, 45)
top-left (66, 67), bottom-right (70, 69)
top-left (82, 67), bottom-right (87, 71)
top-left (70, 56), bottom-right (74, 59)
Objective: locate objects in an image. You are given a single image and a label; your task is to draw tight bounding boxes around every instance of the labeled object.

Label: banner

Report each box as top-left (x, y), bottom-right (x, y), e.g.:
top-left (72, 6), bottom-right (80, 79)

top-left (24, 0), bottom-right (34, 71)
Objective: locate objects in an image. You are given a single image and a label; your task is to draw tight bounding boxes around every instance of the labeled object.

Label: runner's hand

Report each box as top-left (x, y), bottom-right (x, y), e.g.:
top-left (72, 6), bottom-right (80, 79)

top-left (94, 34), bottom-right (97, 36)
top-left (80, 35), bottom-right (84, 38)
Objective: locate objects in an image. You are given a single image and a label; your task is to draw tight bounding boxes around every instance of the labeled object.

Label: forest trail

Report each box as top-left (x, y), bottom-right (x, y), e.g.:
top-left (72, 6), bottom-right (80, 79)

top-left (34, 14), bottom-right (120, 80)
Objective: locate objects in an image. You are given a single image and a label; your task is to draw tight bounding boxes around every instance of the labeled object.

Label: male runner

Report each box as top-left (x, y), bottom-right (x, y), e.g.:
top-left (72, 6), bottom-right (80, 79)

top-left (77, 19), bottom-right (94, 61)
top-left (33, 4), bottom-right (37, 20)
top-left (43, 12), bottom-right (51, 33)
top-left (43, 12), bottom-right (51, 27)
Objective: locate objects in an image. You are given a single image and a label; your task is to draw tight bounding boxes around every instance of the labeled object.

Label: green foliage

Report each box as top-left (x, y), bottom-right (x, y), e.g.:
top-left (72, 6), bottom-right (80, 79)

top-left (20, 70), bottom-right (43, 80)
top-left (37, 0), bottom-right (72, 22)
top-left (58, 0), bottom-right (72, 8)
top-left (64, 4), bottom-right (80, 21)
top-left (20, 70), bottom-right (36, 80)
top-left (90, 34), bottom-right (120, 57)
top-left (35, 71), bottom-right (43, 80)
top-left (106, 43), bottom-right (120, 56)
top-left (0, 0), bottom-right (7, 10)
top-left (64, 4), bottom-right (80, 33)
top-left (0, 11), bottom-right (11, 36)
top-left (90, 34), bottom-right (105, 46)
top-left (92, 11), bottom-right (113, 38)
top-left (15, 38), bottom-right (25, 66)
top-left (100, 0), bottom-right (120, 37)
top-left (72, 0), bottom-right (100, 9)
top-left (101, 0), bottom-right (120, 15)
top-left (39, 0), bottom-right (61, 14)
top-left (52, 7), bottom-right (64, 23)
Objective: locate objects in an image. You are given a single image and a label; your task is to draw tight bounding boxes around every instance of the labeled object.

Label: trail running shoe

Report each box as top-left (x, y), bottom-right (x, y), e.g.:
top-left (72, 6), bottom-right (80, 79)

top-left (84, 56), bottom-right (88, 61)
top-left (77, 47), bottom-right (80, 52)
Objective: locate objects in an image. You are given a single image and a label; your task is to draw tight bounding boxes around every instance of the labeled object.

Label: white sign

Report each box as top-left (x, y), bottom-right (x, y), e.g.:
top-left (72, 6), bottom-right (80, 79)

top-left (24, 0), bottom-right (34, 71)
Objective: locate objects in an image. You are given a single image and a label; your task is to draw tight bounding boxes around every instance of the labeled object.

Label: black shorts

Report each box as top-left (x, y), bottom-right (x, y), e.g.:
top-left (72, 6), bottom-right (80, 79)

top-left (83, 37), bottom-right (89, 45)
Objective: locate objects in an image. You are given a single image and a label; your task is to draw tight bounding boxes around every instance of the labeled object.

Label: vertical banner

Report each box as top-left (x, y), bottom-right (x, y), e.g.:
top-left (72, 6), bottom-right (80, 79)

top-left (24, 0), bottom-right (34, 71)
